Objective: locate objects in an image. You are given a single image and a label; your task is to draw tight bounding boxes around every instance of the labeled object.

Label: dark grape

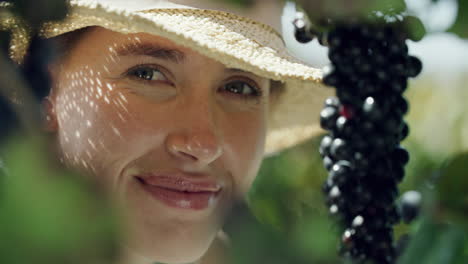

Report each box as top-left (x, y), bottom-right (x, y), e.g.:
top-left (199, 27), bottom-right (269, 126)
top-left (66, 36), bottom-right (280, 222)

top-left (329, 160), bottom-right (353, 188)
top-left (295, 29), bottom-right (313, 43)
top-left (392, 163), bottom-right (405, 183)
top-left (293, 15), bottom-right (314, 43)
top-left (399, 122), bottom-right (410, 141)
top-left (372, 52), bottom-right (387, 66)
top-left (388, 42), bottom-right (408, 56)
top-left (376, 68), bottom-right (390, 82)
top-left (355, 57), bottom-right (373, 74)
top-left (362, 97), bottom-right (384, 121)
top-left (391, 146), bottom-right (410, 165)
top-left (406, 56), bottom-right (422, 77)
top-left (336, 116), bottom-right (355, 137)
top-left (323, 71), bottom-right (341, 87)
top-left (399, 191), bottom-right (422, 223)
top-left (311, 17), bottom-right (423, 264)
top-left (352, 152), bottom-right (370, 171)
top-left (327, 30), bottom-right (344, 48)
top-left (336, 88), bottom-right (359, 105)
top-left (320, 135), bottom-right (333, 157)
top-left (394, 96), bottom-right (409, 116)
top-left (383, 113), bottom-right (404, 134)
top-left (330, 138), bottom-right (352, 160)
top-left (323, 156), bottom-right (334, 171)
top-left (324, 96), bottom-right (340, 108)
top-left (320, 106), bottom-right (339, 130)
top-left (389, 76), bottom-right (408, 93)
top-left (357, 79), bottom-right (379, 94)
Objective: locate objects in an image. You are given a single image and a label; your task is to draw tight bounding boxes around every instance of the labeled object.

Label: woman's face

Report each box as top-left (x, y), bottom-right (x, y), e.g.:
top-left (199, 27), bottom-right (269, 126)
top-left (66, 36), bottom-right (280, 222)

top-left (45, 27), bottom-right (270, 263)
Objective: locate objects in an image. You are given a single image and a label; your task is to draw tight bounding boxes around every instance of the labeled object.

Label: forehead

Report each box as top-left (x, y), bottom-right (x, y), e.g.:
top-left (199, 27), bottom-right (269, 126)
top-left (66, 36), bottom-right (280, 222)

top-left (60, 27), bottom-right (269, 84)
top-left (68, 27), bottom-right (224, 67)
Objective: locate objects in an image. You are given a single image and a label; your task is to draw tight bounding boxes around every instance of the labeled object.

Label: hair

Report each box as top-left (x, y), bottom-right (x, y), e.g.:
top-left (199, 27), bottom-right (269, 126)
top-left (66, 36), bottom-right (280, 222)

top-left (49, 26), bottom-right (92, 64)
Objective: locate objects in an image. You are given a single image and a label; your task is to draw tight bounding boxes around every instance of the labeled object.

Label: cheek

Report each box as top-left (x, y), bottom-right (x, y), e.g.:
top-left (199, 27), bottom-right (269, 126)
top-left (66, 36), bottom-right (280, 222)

top-left (54, 71), bottom-right (141, 177)
top-left (222, 109), bottom-right (267, 196)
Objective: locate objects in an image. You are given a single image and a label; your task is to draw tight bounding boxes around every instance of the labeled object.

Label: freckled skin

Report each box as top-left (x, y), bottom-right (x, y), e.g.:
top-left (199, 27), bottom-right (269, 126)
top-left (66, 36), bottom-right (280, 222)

top-left (44, 27), bottom-right (270, 263)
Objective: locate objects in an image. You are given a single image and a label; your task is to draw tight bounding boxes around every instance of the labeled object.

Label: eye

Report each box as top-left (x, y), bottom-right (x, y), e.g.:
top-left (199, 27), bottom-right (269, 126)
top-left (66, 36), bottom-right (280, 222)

top-left (126, 66), bottom-right (168, 82)
top-left (222, 80), bottom-right (261, 98)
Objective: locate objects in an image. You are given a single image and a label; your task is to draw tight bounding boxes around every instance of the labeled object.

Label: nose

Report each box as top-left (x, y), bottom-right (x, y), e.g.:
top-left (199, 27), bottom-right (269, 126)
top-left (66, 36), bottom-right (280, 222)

top-left (166, 132), bottom-right (223, 165)
top-left (165, 101), bottom-right (223, 166)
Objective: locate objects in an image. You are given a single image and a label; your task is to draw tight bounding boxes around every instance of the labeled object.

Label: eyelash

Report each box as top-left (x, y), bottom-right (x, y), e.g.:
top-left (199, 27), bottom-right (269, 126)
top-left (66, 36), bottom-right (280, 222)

top-left (219, 79), bottom-right (263, 100)
top-left (125, 64), bottom-right (172, 84)
top-left (124, 64), bottom-right (263, 100)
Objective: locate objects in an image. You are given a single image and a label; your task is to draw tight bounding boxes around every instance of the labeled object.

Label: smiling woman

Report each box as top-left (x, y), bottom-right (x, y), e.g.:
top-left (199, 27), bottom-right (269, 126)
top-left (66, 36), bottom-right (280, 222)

top-left (2, 0), bottom-right (330, 264)
top-left (44, 27), bottom-right (271, 263)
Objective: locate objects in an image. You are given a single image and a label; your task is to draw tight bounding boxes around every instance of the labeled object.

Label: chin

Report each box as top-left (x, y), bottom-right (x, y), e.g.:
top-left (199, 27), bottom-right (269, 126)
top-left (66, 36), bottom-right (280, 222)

top-left (119, 172), bottom-right (232, 264)
top-left (124, 229), bottom-right (216, 264)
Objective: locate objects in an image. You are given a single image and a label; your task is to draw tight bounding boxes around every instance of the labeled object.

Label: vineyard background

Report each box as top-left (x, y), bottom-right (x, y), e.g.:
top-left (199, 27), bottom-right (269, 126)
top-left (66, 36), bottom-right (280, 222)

top-left (0, 0), bottom-right (467, 263)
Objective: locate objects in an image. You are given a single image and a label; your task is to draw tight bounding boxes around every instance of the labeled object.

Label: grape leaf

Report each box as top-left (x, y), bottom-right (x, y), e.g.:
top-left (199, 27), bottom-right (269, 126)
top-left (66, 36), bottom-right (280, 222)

top-left (294, 0), bottom-right (406, 21)
top-left (403, 16), bottom-right (426, 42)
top-left (435, 152), bottom-right (468, 231)
top-left (447, 0), bottom-right (468, 38)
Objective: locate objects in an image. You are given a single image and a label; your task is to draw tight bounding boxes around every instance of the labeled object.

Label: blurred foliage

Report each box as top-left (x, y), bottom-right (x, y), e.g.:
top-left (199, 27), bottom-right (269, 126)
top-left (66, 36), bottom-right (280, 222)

top-left (241, 93), bottom-right (468, 264)
top-left (213, 0), bottom-right (254, 8)
top-left (240, 71), bottom-right (468, 263)
top-left (434, 153), bottom-right (468, 232)
top-left (293, 0), bottom-right (407, 21)
top-left (11, 0), bottom-right (68, 28)
top-left (1, 0), bottom-right (467, 264)
top-left (447, 0), bottom-right (468, 38)
top-left (292, 0), bottom-right (468, 39)
top-left (398, 152), bottom-right (468, 264)
top-left (0, 135), bottom-right (121, 264)
top-left (1, 2), bottom-right (120, 264)
top-left (398, 216), bottom-right (467, 264)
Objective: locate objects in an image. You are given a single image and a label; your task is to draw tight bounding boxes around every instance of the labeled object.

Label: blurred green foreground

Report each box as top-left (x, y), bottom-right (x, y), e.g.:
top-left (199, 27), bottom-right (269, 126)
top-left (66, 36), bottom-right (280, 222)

top-left (1, 0), bottom-right (468, 263)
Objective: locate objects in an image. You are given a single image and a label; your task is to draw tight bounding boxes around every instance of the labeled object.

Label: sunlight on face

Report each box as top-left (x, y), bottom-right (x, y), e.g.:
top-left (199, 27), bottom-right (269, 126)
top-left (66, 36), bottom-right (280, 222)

top-left (46, 27), bottom-right (271, 263)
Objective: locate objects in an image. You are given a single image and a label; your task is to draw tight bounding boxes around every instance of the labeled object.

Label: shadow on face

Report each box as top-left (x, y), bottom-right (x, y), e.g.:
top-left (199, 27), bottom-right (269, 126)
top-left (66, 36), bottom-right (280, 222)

top-left (43, 26), bottom-right (273, 263)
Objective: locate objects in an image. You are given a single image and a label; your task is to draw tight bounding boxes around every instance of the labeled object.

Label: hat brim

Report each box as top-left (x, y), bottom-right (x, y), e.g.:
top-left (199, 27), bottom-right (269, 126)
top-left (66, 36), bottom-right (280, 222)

top-left (4, 0), bottom-right (332, 155)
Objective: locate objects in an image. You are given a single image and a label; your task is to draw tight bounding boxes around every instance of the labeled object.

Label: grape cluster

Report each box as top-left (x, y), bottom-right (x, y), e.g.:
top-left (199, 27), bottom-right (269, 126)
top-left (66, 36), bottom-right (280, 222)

top-left (296, 18), bottom-right (422, 263)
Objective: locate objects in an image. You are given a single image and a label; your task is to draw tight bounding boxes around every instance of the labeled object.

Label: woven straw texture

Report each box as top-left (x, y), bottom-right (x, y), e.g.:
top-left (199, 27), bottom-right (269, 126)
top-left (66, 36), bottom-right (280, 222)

top-left (1, 0), bottom-right (332, 155)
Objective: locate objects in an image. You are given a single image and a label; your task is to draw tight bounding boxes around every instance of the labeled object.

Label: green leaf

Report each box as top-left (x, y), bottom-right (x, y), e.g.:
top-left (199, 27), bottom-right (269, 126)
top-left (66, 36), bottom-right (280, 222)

top-left (398, 217), bottom-right (442, 264)
top-left (399, 220), bottom-right (467, 264)
top-left (294, 0), bottom-right (407, 23)
top-left (424, 225), bottom-right (466, 264)
top-left (448, 0), bottom-right (468, 38)
top-left (403, 16), bottom-right (426, 42)
top-left (0, 136), bottom-right (121, 264)
top-left (435, 152), bottom-right (468, 231)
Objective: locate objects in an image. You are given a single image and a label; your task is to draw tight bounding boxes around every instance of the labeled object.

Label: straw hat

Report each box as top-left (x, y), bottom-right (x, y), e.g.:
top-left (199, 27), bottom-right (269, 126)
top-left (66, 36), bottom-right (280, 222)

top-left (0, 0), bottom-right (332, 155)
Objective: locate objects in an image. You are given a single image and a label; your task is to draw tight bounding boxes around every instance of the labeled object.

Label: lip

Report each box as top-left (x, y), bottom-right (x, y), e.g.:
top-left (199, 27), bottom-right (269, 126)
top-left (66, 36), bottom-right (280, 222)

top-left (135, 173), bottom-right (222, 210)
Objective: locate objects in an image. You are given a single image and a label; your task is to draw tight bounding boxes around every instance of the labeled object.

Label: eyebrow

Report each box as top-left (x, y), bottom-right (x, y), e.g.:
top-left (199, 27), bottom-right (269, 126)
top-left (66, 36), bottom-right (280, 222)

top-left (225, 68), bottom-right (267, 84)
top-left (226, 68), bottom-right (249, 74)
top-left (115, 42), bottom-right (186, 63)
top-left (115, 42), bottom-right (263, 79)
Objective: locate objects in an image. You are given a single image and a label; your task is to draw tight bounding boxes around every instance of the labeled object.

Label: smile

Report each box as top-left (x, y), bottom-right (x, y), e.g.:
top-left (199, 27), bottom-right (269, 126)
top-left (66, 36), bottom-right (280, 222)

top-left (135, 174), bottom-right (221, 210)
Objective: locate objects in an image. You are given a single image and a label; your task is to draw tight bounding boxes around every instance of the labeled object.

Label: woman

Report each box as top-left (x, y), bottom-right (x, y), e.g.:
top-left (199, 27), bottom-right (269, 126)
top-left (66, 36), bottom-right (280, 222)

top-left (2, 0), bottom-right (330, 263)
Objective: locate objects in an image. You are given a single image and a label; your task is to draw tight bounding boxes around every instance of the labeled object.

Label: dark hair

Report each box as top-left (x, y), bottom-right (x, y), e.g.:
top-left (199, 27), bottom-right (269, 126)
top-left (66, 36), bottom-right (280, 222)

top-left (49, 26), bottom-right (91, 64)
